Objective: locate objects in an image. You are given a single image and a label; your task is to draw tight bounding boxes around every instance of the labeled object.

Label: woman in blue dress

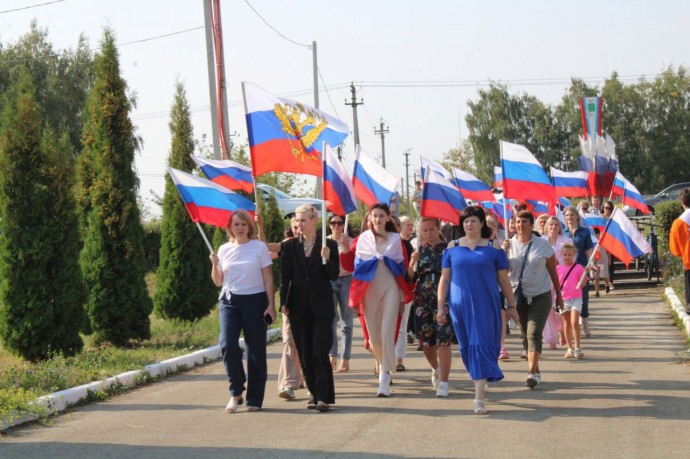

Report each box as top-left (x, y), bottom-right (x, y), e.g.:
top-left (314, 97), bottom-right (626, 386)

top-left (437, 206), bottom-right (516, 415)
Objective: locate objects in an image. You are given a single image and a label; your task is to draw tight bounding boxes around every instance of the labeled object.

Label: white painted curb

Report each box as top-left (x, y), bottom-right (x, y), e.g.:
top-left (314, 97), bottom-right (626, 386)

top-left (664, 287), bottom-right (690, 336)
top-left (1, 327), bottom-right (281, 431)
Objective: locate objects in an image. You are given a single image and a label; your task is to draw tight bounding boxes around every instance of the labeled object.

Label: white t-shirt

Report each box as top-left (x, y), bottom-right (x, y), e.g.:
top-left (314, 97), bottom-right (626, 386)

top-left (217, 239), bottom-right (273, 297)
top-left (508, 235), bottom-right (554, 297)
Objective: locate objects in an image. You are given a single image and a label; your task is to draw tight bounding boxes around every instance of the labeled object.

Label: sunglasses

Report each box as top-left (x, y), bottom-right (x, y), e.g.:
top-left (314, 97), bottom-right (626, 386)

top-left (329, 221), bottom-right (344, 226)
top-left (604, 206), bottom-right (613, 210)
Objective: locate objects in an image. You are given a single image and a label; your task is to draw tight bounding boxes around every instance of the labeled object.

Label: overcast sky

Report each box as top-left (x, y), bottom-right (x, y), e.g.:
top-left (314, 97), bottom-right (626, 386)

top-left (2, 0), bottom-right (689, 216)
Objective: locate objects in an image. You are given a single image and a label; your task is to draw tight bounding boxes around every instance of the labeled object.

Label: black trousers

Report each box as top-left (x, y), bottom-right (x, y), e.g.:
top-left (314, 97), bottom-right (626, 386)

top-left (290, 309), bottom-right (335, 404)
top-left (685, 270), bottom-right (690, 307)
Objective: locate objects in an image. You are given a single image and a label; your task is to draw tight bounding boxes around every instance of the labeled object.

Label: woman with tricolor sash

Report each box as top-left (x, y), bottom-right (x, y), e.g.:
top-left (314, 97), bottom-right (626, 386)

top-left (349, 203), bottom-right (412, 397)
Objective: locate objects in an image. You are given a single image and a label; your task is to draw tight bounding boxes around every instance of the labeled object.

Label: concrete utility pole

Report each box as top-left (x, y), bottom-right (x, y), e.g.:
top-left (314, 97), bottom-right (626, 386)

top-left (404, 148), bottom-right (412, 210)
top-left (203, 0), bottom-right (220, 160)
top-left (312, 41), bottom-right (319, 109)
top-left (345, 82), bottom-right (363, 152)
top-left (374, 119), bottom-right (389, 168)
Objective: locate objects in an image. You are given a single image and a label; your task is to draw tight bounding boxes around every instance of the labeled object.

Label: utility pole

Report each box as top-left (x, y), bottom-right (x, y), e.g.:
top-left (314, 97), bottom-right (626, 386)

top-left (345, 82), bottom-right (363, 152)
top-left (403, 148), bottom-right (412, 210)
top-left (374, 119), bottom-right (389, 168)
top-left (312, 41), bottom-right (319, 109)
top-left (203, 0), bottom-right (220, 160)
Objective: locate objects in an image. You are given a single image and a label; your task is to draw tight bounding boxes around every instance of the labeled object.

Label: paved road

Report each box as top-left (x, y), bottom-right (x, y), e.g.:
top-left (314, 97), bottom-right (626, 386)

top-left (2, 289), bottom-right (690, 458)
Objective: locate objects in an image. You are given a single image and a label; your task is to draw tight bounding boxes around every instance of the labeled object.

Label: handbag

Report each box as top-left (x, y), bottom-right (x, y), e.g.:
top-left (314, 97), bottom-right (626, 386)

top-left (514, 240), bottom-right (533, 306)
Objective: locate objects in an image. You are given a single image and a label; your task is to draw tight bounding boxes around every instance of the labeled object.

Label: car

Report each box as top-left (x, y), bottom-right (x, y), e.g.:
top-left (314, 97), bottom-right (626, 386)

top-left (623, 182), bottom-right (690, 216)
top-left (256, 183), bottom-right (323, 219)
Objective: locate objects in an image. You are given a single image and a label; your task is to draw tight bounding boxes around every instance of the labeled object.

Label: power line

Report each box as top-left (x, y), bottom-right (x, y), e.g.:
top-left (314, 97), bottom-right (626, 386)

top-left (118, 26), bottom-right (204, 47)
top-left (317, 66), bottom-right (341, 119)
top-left (243, 0), bottom-right (310, 49)
top-left (0, 0), bottom-right (65, 15)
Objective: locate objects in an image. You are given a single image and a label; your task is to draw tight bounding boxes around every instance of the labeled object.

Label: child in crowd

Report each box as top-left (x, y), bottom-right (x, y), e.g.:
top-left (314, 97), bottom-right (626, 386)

top-left (592, 228), bottom-right (610, 296)
top-left (558, 243), bottom-right (587, 359)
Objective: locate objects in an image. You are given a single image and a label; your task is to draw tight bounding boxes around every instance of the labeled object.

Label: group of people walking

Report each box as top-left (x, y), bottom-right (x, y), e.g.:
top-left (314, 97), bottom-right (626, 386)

top-left (209, 198), bottom-right (613, 415)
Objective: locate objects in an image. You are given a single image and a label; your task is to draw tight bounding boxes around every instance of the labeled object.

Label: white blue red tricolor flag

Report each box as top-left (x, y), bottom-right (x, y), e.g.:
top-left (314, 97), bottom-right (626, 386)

top-left (322, 145), bottom-right (357, 216)
top-left (168, 167), bottom-right (256, 227)
top-left (352, 146), bottom-right (399, 207)
top-left (500, 141), bottom-right (556, 204)
top-left (611, 171), bottom-right (626, 198)
top-left (191, 155), bottom-right (254, 194)
top-left (493, 166), bottom-right (503, 190)
top-left (420, 156), bottom-right (452, 182)
top-left (349, 231), bottom-right (412, 308)
top-left (451, 168), bottom-right (495, 202)
top-left (618, 172), bottom-right (650, 214)
top-left (597, 208), bottom-right (652, 267)
top-left (581, 212), bottom-right (607, 232)
top-left (421, 169), bottom-right (467, 223)
top-left (242, 81), bottom-right (348, 177)
top-left (550, 167), bottom-right (589, 198)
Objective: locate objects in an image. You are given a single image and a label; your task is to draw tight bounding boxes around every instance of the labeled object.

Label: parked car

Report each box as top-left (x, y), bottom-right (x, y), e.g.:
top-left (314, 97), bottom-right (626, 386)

top-left (256, 183), bottom-right (323, 219)
top-left (623, 182), bottom-right (690, 216)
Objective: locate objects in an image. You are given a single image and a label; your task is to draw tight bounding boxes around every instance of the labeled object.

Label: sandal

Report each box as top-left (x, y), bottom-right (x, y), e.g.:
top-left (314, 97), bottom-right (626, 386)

top-left (246, 406), bottom-right (261, 412)
top-left (564, 349), bottom-right (574, 359)
top-left (306, 399), bottom-right (317, 409)
top-left (337, 359), bottom-right (350, 372)
top-left (396, 363), bottom-right (406, 372)
top-left (473, 399), bottom-right (487, 415)
top-left (316, 401), bottom-right (329, 412)
top-left (498, 348), bottom-right (509, 360)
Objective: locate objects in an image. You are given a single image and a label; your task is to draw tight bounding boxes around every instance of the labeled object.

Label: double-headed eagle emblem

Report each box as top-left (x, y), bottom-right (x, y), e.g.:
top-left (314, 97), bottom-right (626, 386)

top-left (273, 102), bottom-right (327, 162)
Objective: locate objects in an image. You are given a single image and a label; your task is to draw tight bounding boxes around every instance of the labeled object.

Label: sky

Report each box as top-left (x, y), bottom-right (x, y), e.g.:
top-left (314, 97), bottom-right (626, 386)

top-left (2, 0), bottom-right (689, 217)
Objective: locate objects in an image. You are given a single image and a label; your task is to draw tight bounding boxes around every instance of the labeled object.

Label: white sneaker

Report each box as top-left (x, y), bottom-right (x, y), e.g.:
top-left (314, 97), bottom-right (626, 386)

top-left (377, 372), bottom-right (391, 397)
top-left (431, 368), bottom-right (440, 389)
top-left (436, 381), bottom-right (449, 397)
top-left (279, 386), bottom-right (295, 400)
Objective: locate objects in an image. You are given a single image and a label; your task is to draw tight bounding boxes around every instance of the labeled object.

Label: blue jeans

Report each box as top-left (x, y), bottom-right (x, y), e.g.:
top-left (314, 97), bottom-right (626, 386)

top-left (581, 283), bottom-right (590, 318)
top-left (330, 274), bottom-right (353, 360)
top-left (218, 292), bottom-right (268, 408)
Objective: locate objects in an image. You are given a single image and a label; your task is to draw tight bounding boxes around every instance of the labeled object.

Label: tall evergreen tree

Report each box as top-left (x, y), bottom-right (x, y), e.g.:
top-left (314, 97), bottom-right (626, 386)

top-left (0, 74), bottom-right (85, 360)
top-left (77, 29), bottom-right (151, 345)
top-left (154, 83), bottom-right (217, 321)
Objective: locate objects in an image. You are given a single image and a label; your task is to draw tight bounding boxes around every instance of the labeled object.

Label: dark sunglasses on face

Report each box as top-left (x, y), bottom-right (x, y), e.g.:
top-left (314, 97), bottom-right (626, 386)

top-left (604, 206), bottom-right (613, 210)
top-left (330, 221), bottom-right (344, 226)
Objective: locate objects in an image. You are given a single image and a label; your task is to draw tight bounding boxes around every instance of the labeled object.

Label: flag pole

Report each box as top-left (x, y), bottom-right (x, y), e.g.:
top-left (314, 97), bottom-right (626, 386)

top-left (576, 208), bottom-right (615, 287)
top-left (322, 141), bottom-right (327, 265)
top-left (500, 141), bottom-right (508, 229)
top-left (196, 222), bottom-right (214, 253)
top-left (240, 82), bottom-right (262, 210)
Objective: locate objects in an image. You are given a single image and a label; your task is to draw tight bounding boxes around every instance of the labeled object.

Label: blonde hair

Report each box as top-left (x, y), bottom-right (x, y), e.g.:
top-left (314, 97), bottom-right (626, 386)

top-left (224, 209), bottom-right (256, 241)
top-left (295, 204), bottom-right (318, 220)
top-left (563, 206), bottom-right (582, 226)
top-left (560, 242), bottom-right (577, 255)
top-left (400, 216), bottom-right (412, 226)
top-left (545, 216), bottom-right (562, 235)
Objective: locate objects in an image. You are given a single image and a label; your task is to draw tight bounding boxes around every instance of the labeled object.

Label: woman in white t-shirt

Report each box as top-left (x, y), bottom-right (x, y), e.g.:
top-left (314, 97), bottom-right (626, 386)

top-left (504, 211), bottom-right (563, 389)
top-left (210, 209), bottom-right (275, 413)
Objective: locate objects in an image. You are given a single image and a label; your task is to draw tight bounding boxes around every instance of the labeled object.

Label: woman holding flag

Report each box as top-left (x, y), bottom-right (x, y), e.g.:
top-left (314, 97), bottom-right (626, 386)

top-left (210, 209), bottom-right (276, 413)
top-left (280, 205), bottom-right (340, 412)
top-left (350, 203), bottom-right (412, 397)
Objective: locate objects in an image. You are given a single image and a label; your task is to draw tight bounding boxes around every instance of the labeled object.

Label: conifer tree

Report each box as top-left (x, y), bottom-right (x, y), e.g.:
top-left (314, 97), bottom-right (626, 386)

top-left (0, 75), bottom-right (85, 360)
top-left (77, 29), bottom-right (151, 345)
top-left (154, 83), bottom-right (217, 320)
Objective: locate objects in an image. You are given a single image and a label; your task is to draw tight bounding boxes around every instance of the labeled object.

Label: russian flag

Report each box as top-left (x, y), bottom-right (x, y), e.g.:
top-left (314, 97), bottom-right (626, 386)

top-left (322, 145), bottom-right (357, 216)
top-left (191, 155), bottom-right (254, 194)
top-left (352, 146), bottom-right (399, 207)
top-left (451, 168), bottom-right (495, 202)
top-left (421, 170), bottom-right (467, 223)
top-left (492, 193), bottom-right (512, 227)
top-left (526, 200), bottom-right (551, 216)
top-left (550, 167), bottom-right (589, 198)
top-left (598, 209), bottom-right (652, 267)
top-left (420, 156), bottom-right (452, 182)
top-left (611, 171), bottom-right (626, 198)
top-left (242, 81), bottom-right (348, 178)
top-left (493, 166), bottom-right (503, 189)
top-left (168, 167), bottom-right (256, 227)
top-left (500, 141), bottom-right (556, 204)
top-left (558, 197), bottom-right (572, 209)
top-left (581, 212), bottom-right (607, 232)
top-left (622, 177), bottom-right (650, 214)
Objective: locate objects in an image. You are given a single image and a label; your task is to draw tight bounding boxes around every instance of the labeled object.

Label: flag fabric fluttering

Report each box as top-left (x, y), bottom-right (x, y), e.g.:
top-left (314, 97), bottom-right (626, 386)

top-left (550, 167), bottom-right (589, 198)
top-left (617, 172), bottom-right (650, 214)
top-left (191, 155), bottom-right (254, 194)
top-left (611, 171), bottom-right (626, 198)
top-left (493, 166), bottom-right (503, 190)
top-left (580, 212), bottom-right (607, 232)
top-left (322, 145), bottom-right (357, 216)
top-left (352, 146), bottom-right (399, 207)
top-left (500, 141), bottom-right (556, 204)
top-left (242, 81), bottom-right (348, 178)
top-left (168, 167), bottom-right (256, 227)
top-left (420, 156), bottom-right (452, 182)
top-left (421, 169), bottom-right (467, 223)
top-left (597, 208), bottom-right (652, 267)
top-left (451, 168), bottom-right (495, 202)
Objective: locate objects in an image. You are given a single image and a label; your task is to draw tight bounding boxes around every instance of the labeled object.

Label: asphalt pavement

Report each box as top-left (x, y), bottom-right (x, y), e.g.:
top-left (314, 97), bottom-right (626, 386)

top-left (2, 288), bottom-right (690, 458)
